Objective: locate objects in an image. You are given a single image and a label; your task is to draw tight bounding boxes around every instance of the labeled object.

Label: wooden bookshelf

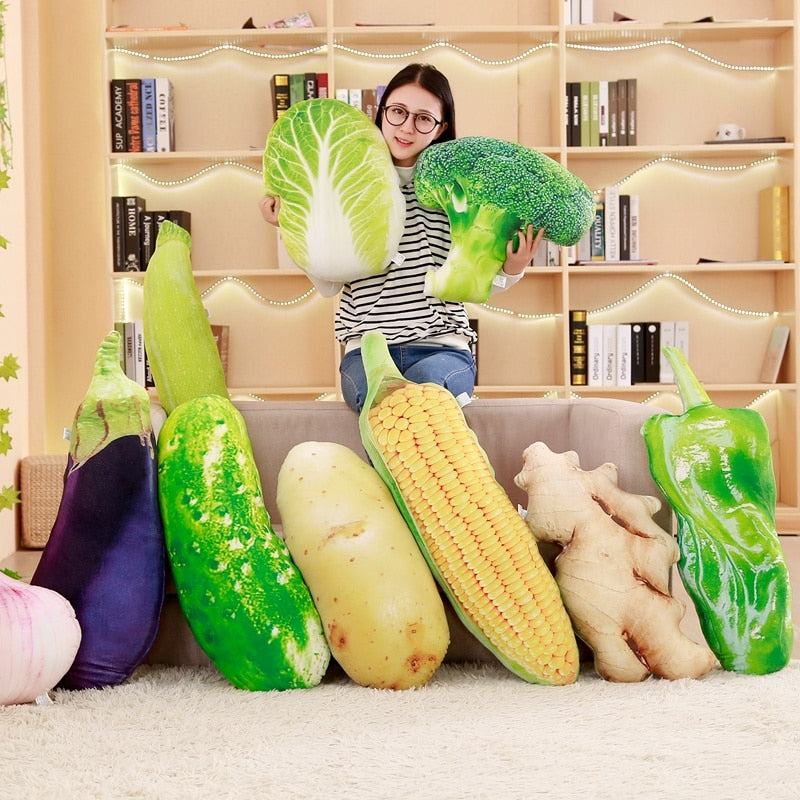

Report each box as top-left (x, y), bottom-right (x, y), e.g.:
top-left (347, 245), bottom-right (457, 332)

top-left (100, 0), bottom-right (800, 529)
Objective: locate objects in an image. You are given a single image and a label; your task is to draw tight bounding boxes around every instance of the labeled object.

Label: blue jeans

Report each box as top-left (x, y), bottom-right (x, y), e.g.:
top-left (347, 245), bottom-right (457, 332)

top-left (340, 344), bottom-right (476, 412)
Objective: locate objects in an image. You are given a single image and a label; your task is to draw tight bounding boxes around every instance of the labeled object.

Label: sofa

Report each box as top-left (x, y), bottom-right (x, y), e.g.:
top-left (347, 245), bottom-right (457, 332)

top-left (145, 396), bottom-right (671, 667)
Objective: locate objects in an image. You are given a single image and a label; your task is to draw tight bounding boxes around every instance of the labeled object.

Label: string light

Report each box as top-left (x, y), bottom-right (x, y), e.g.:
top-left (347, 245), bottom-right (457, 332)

top-left (114, 275), bottom-right (319, 307)
top-left (333, 40), bottom-right (555, 66)
top-left (200, 275), bottom-right (317, 306)
top-left (113, 161), bottom-right (260, 186)
top-left (566, 39), bottom-right (774, 71)
top-left (109, 38), bottom-right (776, 72)
top-left (588, 272), bottom-right (773, 318)
top-left (602, 155), bottom-right (777, 190)
top-left (109, 43), bottom-right (327, 62)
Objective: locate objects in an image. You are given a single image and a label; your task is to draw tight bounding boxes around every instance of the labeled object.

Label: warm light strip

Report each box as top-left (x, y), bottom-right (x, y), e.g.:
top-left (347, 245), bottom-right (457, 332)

top-left (199, 275), bottom-right (317, 306)
top-left (588, 272), bottom-right (773, 317)
top-left (566, 39), bottom-right (773, 71)
top-left (603, 155), bottom-right (777, 191)
top-left (333, 40), bottom-right (555, 66)
top-left (109, 44), bottom-right (327, 62)
top-left (482, 272), bottom-right (774, 320)
top-left (110, 38), bottom-right (775, 72)
top-left (113, 161), bottom-right (260, 186)
top-left (115, 275), bottom-right (318, 307)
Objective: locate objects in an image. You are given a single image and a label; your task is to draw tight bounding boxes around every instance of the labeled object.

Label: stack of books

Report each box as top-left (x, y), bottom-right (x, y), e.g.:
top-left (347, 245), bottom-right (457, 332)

top-left (575, 187), bottom-right (647, 264)
top-left (570, 313), bottom-right (689, 386)
top-left (270, 72), bottom-right (329, 120)
top-left (111, 196), bottom-right (191, 272)
top-left (109, 78), bottom-right (174, 153)
top-left (566, 79), bottom-right (637, 147)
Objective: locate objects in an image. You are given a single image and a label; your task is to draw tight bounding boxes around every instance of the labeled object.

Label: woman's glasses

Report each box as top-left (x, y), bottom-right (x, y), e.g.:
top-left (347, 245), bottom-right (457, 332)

top-left (382, 104), bottom-right (442, 134)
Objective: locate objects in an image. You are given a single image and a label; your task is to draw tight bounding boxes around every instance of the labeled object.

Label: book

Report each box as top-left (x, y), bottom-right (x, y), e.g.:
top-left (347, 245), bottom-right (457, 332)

top-left (674, 320), bottom-right (690, 361)
top-left (362, 88), bottom-right (378, 121)
top-left (760, 325), bottom-right (790, 383)
top-left (122, 196), bottom-right (146, 271)
top-left (316, 73), bottom-right (329, 98)
top-left (122, 321), bottom-right (137, 381)
top-left (155, 78), bottom-right (175, 152)
top-left (590, 201), bottom-right (605, 260)
top-left (580, 82), bottom-right (591, 147)
top-left (587, 324), bottom-right (604, 386)
top-left (608, 79), bottom-right (619, 146)
top-left (140, 210), bottom-right (156, 269)
top-left (576, 228), bottom-right (591, 263)
top-left (628, 194), bottom-right (640, 260)
top-left (348, 87), bottom-right (363, 110)
top-left (289, 73), bottom-right (305, 106)
top-left (659, 320), bottom-right (676, 383)
top-left (124, 78), bottom-right (142, 152)
top-left (704, 136), bottom-right (786, 145)
top-left (568, 82), bottom-right (581, 146)
top-left (616, 323), bottom-right (632, 386)
top-left (631, 322), bottom-right (646, 383)
top-left (626, 79), bottom-right (637, 145)
top-left (602, 324), bottom-right (617, 386)
top-left (109, 79), bottom-right (127, 152)
top-left (619, 194), bottom-right (631, 260)
top-left (589, 81), bottom-right (600, 146)
top-left (617, 78), bottom-right (628, 146)
top-left (758, 185), bottom-right (791, 261)
top-left (303, 72), bottom-right (318, 100)
top-left (644, 322), bottom-right (661, 382)
top-left (569, 309), bottom-right (588, 385)
top-left (111, 197), bottom-right (126, 271)
top-left (335, 87), bottom-right (349, 103)
top-left (140, 78), bottom-right (157, 152)
top-left (133, 322), bottom-right (147, 386)
top-left (598, 80), bottom-right (609, 146)
top-left (271, 74), bottom-right (291, 120)
top-left (169, 209), bottom-right (192, 233)
top-left (603, 185), bottom-right (620, 261)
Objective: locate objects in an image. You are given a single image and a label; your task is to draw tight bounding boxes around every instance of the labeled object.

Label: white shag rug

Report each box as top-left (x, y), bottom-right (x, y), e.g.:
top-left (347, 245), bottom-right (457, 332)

top-left (1, 660), bottom-right (799, 800)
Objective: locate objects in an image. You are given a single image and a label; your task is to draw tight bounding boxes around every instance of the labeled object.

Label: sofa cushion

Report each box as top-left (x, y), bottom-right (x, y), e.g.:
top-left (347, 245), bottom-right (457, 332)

top-left (235, 397), bottom-right (668, 531)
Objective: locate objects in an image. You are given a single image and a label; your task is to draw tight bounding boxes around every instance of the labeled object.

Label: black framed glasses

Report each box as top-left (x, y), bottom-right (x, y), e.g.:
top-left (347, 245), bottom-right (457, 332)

top-left (382, 104), bottom-right (442, 134)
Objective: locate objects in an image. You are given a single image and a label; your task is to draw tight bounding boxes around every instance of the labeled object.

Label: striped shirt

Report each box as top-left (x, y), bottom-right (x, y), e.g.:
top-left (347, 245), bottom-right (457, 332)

top-left (334, 178), bottom-right (477, 352)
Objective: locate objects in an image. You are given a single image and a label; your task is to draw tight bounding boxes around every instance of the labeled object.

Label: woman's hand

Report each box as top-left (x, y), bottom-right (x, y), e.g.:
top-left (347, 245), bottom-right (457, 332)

top-left (503, 225), bottom-right (544, 275)
top-left (259, 195), bottom-right (281, 226)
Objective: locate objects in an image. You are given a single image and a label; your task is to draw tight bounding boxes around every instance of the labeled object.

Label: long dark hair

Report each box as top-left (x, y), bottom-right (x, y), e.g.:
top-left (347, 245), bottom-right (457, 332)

top-left (375, 63), bottom-right (456, 143)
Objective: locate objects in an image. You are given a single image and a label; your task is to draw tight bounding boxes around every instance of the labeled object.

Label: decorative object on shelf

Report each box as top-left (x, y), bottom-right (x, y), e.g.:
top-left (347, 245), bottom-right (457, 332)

top-left (642, 346), bottom-right (794, 674)
top-left (358, 331), bottom-right (579, 685)
top-left (515, 442), bottom-right (717, 682)
top-left (30, 330), bottom-right (165, 690)
top-left (415, 137), bottom-right (594, 302)
top-left (263, 98), bottom-right (404, 283)
top-left (277, 440), bottom-right (449, 689)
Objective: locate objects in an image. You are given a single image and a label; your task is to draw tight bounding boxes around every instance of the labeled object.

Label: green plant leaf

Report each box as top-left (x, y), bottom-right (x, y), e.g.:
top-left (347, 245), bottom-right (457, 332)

top-left (0, 484), bottom-right (20, 511)
top-left (0, 353), bottom-right (20, 380)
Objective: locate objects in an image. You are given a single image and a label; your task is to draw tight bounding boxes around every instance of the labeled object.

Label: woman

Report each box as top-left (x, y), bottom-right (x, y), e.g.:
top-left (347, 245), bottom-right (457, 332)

top-left (261, 63), bottom-right (541, 411)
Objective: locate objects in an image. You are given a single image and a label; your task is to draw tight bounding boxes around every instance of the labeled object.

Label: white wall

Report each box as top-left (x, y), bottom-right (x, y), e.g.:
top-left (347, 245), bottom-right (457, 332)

top-left (0, 1), bottom-right (32, 558)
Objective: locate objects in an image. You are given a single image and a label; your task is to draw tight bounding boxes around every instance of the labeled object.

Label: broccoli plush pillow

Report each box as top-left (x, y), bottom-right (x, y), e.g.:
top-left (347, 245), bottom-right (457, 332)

top-left (415, 137), bottom-right (595, 302)
top-left (263, 98), bottom-right (405, 283)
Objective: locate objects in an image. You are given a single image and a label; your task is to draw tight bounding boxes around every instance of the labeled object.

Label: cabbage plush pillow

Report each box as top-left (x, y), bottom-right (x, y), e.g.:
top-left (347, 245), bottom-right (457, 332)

top-left (263, 98), bottom-right (405, 282)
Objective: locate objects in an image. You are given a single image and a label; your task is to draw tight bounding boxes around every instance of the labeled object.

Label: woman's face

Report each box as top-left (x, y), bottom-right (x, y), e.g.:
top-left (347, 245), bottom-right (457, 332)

top-left (380, 83), bottom-right (447, 167)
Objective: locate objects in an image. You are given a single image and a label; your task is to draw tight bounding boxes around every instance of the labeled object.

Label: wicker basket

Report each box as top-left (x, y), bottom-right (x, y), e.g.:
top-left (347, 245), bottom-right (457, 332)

top-left (19, 454), bottom-right (67, 549)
